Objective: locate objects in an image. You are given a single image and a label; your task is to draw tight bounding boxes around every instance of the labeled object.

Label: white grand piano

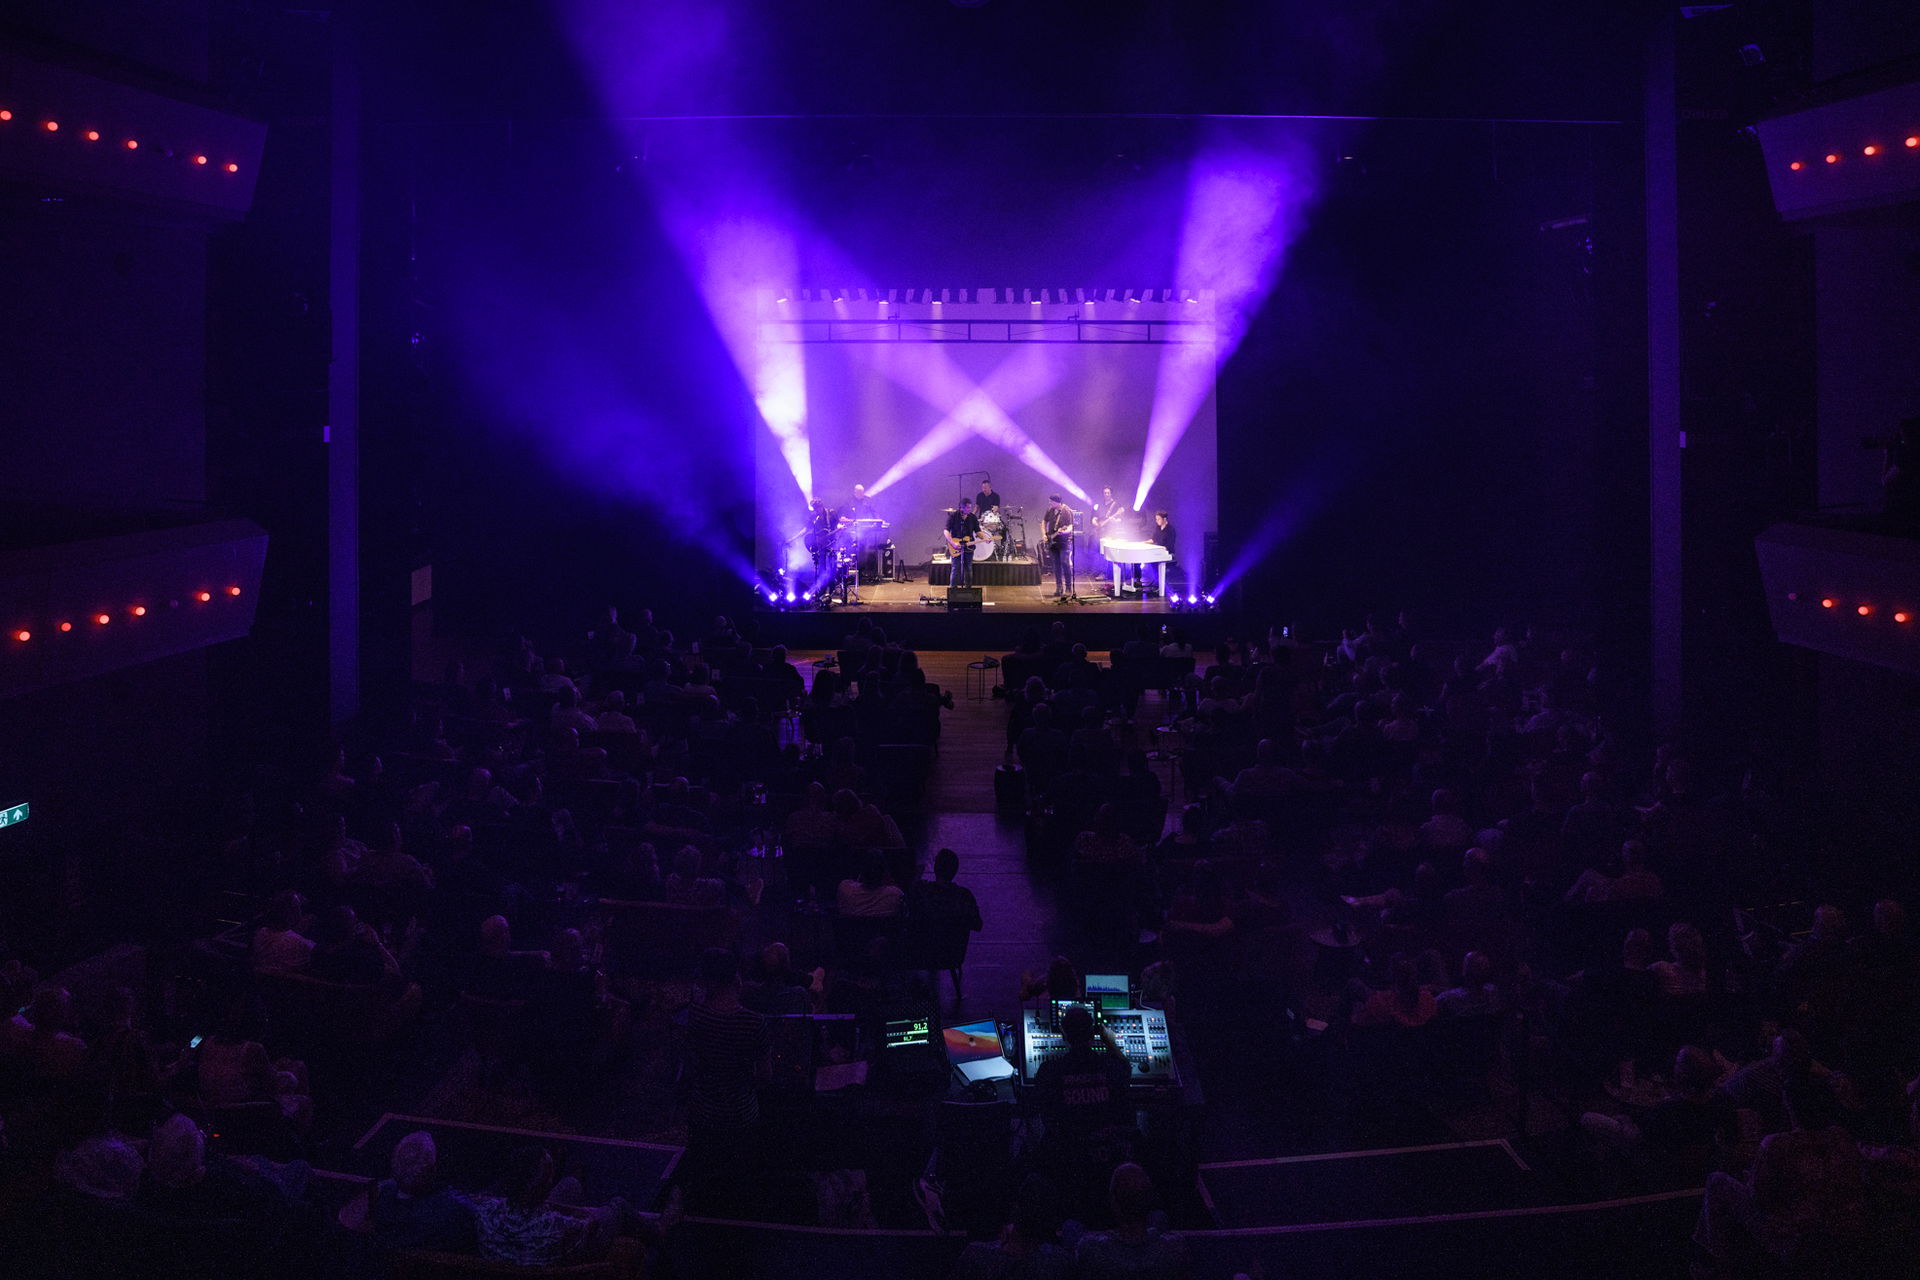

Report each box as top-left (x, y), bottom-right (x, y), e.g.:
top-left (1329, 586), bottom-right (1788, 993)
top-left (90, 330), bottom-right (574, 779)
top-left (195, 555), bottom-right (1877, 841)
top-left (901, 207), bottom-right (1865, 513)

top-left (1100, 537), bottom-right (1172, 598)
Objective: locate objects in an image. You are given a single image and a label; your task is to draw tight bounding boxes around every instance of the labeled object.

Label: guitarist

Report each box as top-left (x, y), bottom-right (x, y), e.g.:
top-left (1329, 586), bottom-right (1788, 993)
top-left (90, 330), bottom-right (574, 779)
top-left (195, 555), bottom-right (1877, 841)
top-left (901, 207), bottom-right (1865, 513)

top-left (805, 498), bottom-right (840, 572)
top-left (1088, 486), bottom-right (1125, 578)
top-left (1043, 495), bottom-right (1077, 597)
top-left (944, 499), bottom-right (983, 588)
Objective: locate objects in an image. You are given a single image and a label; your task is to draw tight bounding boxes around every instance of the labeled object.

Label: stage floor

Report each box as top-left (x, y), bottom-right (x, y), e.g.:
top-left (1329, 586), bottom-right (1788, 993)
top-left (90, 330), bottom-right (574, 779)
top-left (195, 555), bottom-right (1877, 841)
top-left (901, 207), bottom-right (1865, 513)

top-left (795, 578), bottom-right (1177, 614)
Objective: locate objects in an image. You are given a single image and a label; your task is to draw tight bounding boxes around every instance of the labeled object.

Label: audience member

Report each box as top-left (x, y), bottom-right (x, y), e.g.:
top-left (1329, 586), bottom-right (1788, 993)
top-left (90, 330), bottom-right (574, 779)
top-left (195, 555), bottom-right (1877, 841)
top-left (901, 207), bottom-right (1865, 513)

top-left (2, 985), bottom-right (90, 1081)
top-left (1074, 1163), bottom-right (1191, 1280)
top-left (838, 851), bottom-right (906, 918)
top-left (251, 891), bottom-right (315, 973)
top-left (369, 1131), bottom-right (477, 1253)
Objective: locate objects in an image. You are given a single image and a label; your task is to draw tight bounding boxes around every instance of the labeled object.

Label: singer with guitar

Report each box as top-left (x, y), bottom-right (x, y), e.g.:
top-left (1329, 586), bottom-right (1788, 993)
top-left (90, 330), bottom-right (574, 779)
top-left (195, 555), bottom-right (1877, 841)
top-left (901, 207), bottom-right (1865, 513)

top-left (1088, 486), bottom-right (1125, 580)
top-left (1043, 494), bottom-right (1077, 597)
top-left (944, 499), bottom-right (983, 588)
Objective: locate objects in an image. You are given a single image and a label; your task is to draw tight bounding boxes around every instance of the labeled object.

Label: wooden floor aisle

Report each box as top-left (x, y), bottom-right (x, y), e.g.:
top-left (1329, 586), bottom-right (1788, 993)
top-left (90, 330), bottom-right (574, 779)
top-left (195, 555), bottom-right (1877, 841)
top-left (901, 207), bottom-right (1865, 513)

top-left (919, 648), bottom-right (1045, 813)
top-left (791, 649), bottom-right (1116, 814)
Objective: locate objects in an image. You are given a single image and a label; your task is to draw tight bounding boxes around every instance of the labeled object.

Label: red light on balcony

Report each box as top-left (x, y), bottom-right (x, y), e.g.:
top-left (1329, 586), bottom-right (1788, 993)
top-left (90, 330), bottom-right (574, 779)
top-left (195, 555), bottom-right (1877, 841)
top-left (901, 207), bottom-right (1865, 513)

top-left (93, 613), bottom-right (110, 626)
top-left (1825, 153), bottom-right (1840, 164)
top-left (1820, 598), bottom-right (1835, 609)
top-left (227, 585), bottom-right (242, 597)
top-left (131, 605), bottom-right (147, 617)
top-left (1788, 161), bottom-right (1803, 171)
top-left (195, 591), bottom-right (212, 603)
top-left (58, 621), bottom-right (72, 633)
top-left (193, 154), bottom-right (207, 165)
top-left (0, 110), bottom-right (13, 122)
top-left (1857, 604), bottom-right (1872, 616)
top-left (224, 162), bottom-right (239, 173)
top-left (123, 138), bottom-right (138, 150)
top-left (43, 120), bottom-right (59, 132)
top-left (1896, 612), bottom-right (1912, 624)
top-left (84, 129), bottom-right (100, 142)
top-left (12, 630), bottom-right (29, 643)
top-left (1908, 137), bottom-right (1920, 149)
top-left (1864, 144), bottom-right (1880, 157)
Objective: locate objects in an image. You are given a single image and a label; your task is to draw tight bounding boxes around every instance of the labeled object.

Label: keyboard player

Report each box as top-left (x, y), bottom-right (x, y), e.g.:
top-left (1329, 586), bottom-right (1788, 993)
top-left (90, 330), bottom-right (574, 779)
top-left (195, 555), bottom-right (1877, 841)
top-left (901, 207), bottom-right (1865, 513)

top-left (1137, 510), bottom-right (1176, 595)
top-left (1149, 509), bottom-right (1176, 563)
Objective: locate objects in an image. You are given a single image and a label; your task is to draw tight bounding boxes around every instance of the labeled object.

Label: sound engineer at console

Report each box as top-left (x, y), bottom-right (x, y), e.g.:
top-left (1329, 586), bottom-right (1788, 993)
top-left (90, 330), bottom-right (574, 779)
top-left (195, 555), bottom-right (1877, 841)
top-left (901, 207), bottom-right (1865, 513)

top-left (1031, 1005), bottom-right (1135, 1159)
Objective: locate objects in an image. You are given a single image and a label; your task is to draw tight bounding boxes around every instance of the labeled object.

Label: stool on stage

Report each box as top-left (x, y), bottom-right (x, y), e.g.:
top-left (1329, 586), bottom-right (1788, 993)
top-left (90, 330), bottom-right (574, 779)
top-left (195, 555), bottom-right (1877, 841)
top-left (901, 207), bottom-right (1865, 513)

top-left (966, 656), bottom-right (1000, 701)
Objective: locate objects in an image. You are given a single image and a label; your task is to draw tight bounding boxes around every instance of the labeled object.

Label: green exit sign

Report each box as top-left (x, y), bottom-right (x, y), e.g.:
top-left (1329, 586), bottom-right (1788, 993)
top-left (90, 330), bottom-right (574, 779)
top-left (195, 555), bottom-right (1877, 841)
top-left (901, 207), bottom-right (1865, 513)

top-left (0, 802), bottom-right (27, 829)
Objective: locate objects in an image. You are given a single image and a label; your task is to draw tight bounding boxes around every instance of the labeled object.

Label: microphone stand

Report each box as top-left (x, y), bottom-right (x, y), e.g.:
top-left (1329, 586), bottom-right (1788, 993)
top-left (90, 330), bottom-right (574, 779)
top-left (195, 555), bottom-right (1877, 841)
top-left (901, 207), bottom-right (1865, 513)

top-left (953, 470), bottom-right (990, 506)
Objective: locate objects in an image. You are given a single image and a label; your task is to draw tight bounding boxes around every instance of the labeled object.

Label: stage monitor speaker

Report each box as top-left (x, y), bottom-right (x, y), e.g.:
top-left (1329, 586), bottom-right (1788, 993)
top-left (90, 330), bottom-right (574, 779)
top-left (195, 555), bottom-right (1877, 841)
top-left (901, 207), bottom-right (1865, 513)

top-left (946, 586), bottom-right (983, 610)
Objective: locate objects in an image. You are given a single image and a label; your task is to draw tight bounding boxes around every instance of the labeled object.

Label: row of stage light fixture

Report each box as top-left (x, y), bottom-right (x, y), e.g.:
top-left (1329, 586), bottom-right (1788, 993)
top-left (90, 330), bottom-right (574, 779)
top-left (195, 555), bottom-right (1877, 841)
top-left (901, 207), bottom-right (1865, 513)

top-left (0, 106), bottom-right (243, 172)
top-left (752, 584), bottom-right (1217, 611)
top-left (1784, 134), bottom-right (1920, 172)
top-left (778, 289), bottom-right (1202, 305)
top-left (1784, 592), bottom-right (1913, 625)
top-left (9, 587), bottom-right (245, 644)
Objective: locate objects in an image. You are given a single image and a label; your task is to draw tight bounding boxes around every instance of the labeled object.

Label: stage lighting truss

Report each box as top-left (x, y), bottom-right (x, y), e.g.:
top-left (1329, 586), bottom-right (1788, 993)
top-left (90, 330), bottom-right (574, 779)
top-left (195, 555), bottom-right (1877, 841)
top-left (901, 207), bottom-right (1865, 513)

top-left (755, 289), bottom-right (1216, 346)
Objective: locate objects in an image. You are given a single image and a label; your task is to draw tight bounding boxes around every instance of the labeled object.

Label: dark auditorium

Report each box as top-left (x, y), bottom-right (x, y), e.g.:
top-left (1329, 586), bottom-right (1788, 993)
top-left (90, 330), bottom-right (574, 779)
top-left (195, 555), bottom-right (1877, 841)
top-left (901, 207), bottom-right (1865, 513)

top-left (7, 3), bottom-right (1920, 1278)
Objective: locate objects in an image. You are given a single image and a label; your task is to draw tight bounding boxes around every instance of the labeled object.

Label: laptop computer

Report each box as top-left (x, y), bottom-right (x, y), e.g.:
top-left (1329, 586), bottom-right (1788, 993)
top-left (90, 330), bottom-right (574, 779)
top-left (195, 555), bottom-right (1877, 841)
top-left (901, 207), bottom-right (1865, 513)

top-left (943, 1019), bottom-right (1016, 1084)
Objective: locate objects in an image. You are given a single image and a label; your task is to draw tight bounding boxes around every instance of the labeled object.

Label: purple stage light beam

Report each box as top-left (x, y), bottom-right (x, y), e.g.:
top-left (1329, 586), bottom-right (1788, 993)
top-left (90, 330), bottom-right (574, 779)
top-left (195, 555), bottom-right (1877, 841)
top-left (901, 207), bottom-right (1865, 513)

top-left (1209, 452), bottom-right (1342, 596)
top-left (863, 342), bottom-right (1088, 502)
top-left (1135, 139), bottom-right (1319, 510)
top-left (682, 218), bottom-right (814, 502)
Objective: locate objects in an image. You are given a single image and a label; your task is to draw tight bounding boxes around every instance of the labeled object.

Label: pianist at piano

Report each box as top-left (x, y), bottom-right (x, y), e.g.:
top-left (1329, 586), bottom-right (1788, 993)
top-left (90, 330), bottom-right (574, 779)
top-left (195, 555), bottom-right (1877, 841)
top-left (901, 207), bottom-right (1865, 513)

top-left (1099, 509), bottom-right (1177, 598)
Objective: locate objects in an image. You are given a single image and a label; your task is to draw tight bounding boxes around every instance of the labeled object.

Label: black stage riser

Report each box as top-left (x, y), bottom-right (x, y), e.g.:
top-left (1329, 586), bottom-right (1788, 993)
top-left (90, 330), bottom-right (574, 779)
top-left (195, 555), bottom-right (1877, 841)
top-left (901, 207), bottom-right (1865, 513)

top-left (928, 560), bottom-right (1043, 587)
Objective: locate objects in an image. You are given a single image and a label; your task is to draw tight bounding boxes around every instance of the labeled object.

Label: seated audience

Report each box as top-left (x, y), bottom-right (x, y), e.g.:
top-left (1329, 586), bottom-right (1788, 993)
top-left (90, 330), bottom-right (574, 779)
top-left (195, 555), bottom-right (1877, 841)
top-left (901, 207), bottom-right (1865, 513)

top-left (1693, 1074), bottom-right (1868, 1271)
top-left (190, 1008), bottom-right (314, 1131)
top-left (1436, 951), bottom-right (1502, 1018)
top-left (1353, 955), bottom-right (1439, 1029)
top-left (309, 905), bottom-right (403, 985)
top-left (951, 1175), bottom-right (1072, 1280)
top-left (469, 1143), bottom-right (624, 1267)
top-left (1651, 922), bottom-right (1710, 997)
top-left (369, 1130), bottom-right (478, 1253)
top-left (664, 846), bottom-right (727, 907)
top-left (2, 985), bottom-right (90, 1081)
top-left (464, 915), bottom-right (548, 1000)
top-left (142, 1112), bottom-right (308, 1221)
top-left (838, 852), bottom-right (906, 918)
top-left (251, 891), bottom-right (315, 973)
top-left (1074, 1163), bottom-right (1191, 1280)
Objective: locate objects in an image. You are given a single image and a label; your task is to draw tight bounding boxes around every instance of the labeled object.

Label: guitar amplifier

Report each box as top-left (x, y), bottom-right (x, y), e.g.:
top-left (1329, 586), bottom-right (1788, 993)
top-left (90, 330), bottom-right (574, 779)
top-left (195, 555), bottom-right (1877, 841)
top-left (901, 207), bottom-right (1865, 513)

top-left (946, 586), bottom-right (983, 610)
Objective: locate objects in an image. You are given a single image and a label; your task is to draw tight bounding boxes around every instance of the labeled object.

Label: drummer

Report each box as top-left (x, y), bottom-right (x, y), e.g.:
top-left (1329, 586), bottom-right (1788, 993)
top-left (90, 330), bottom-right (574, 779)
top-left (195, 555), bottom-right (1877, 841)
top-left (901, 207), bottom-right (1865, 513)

top-left (975, 479), bottom-right (1001, 516)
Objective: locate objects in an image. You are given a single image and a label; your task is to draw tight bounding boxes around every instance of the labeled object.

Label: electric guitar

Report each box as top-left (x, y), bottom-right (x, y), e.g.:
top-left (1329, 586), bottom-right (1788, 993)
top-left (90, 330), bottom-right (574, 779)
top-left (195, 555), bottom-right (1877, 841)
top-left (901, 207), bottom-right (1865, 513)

top-left (944, 528), bottom-right (993, 558)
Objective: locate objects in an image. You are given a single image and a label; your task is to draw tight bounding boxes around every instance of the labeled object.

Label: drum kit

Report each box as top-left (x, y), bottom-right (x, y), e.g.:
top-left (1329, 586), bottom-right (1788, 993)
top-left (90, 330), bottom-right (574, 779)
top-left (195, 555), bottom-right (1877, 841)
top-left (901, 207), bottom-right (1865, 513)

top-left (947, 504), bottom-right (1026, 561)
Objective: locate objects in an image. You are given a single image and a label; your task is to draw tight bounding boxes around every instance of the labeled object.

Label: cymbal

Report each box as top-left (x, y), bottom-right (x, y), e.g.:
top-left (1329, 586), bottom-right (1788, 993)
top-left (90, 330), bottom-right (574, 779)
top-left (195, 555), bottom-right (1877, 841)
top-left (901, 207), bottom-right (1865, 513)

top-left (943, 507), bottom-right (958, 512)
